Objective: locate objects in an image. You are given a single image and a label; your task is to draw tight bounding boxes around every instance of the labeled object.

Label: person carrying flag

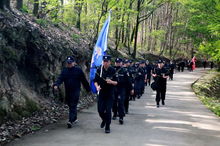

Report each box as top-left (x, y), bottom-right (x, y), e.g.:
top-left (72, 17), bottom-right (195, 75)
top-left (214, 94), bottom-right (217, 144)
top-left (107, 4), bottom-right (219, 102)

top-left (94, 55), bottom-right (117, 134)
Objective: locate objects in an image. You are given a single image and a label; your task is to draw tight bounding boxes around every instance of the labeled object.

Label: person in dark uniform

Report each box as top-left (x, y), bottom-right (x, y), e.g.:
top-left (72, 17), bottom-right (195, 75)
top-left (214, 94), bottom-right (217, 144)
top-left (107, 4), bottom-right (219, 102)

top-left (210, 61), bottom-right (214, 69)
top-left (129, 61), bottom-right (137, 101)
top-left (94, 55), bottom-right (118, 133)
top-left (177, 62), bottom-right (181, 72)
top-left (145, 60), bottom-right (152, 86)
top-left (203, 60), bottom-right (207, 69)
top-left (112, 58), bottom-right (133, 124)
top-left (140, 61), bottom-right (147, 95)
top-left (180, 60), bottom-right (185, 72)
top-left (53, 56), bottom-right (91, 128)
top-left (134, 61), bottom-right (146, 99)
top-left (189, 60), bottom-right (192, 71)
top-left (122, 59), bottom-right (134, 114)
top-left (169, 60), bottom-right (175, 80)
top-left (152, 60), bottom-right (169, 108)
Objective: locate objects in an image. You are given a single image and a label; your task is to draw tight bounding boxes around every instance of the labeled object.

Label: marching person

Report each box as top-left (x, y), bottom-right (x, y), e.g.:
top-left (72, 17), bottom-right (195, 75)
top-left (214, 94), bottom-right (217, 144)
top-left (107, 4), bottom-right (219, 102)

top-left (123, 59), bottom-right (134, 114)
top-left (145, 60), bottom-right (153, 86)
top-left (53, 56), bottom-right (91, 128)
top-left (210, 61), bottom-right (214, 70)
top-left (169, 60), bottom-right (175, 80)
top-left (134, 61), bottom-right (146, 99)
top-left (113, 58), bottom-right (133, 124)
top-left (152, 60), bottom-right (169, 108)
top-left (94, 55), bottom-right (118, 133)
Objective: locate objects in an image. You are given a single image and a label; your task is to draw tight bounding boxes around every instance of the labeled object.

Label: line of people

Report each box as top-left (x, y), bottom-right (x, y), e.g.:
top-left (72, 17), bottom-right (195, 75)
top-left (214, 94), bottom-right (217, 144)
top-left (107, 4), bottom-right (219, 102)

top-left (53, 55), bottom-right (175, 134)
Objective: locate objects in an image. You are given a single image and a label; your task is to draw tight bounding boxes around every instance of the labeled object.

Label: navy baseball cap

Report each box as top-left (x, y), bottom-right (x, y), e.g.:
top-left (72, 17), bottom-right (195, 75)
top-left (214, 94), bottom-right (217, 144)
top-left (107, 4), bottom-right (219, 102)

top-left (115, 58), bottom-right (122, 63)
top-left (129, 60), bottom-right (133, 63)
top-left (140, 60), bottom-right (145, 64)
top-left (123, 59), bottom-right (129, 64)
top-left (157, 60), bottom-right (164, 64)
top-left (66, 56), bottom-right (75, 64)
top-left (103, 55), bottom-right (111, 62)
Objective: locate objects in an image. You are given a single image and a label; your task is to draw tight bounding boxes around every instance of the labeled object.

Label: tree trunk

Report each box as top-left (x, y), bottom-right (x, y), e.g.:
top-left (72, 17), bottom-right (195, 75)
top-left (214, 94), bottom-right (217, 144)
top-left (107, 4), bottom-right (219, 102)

top-left (33, 0), bottom-right (39, 17)
top-left (115, 26), bottom-right (120, 50)
top-left (75, 0), bottom-right (83, 30)
top-left (0, 0), bottom-right (4, 10)
top-left (133, 20), bottom-right (139, 58)
top-left (132, 0), bottom-right (142, 59)
top-left (92, 0), bottom-right (107, 45)
top-left (16, 0), bottom-right (23, 10)
top-left (6, 0), bottom-right (11, 10)
top-left (147, 15), bottom-right (153, 51)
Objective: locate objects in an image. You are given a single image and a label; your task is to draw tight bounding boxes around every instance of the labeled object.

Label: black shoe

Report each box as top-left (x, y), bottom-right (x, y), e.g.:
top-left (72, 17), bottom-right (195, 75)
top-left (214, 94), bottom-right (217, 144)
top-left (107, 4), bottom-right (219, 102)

top-left (125, 111), bottom-right (128, 114)
top-left (119, 118), bottom-right (124, 125)
top-left (67, 122), bottom-right (73, 128)
top-left (162, 100), bottom-right (165, 105)
top-left (105, 125), bottom-right (110, 134)
top-left (157, 104), bottom-right (160, 108)
top-left (100, 121), bottom-right (105, 128)
top-left (112, 116), bottom-right (117, 120)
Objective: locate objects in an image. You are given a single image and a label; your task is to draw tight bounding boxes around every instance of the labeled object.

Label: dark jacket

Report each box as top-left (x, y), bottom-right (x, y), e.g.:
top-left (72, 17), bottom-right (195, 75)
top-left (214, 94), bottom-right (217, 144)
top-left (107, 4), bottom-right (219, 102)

top-left (153, 67), bottom-right (169, 89)
top-left (94, 66), bottom-right (117, 93)
top-left (54, 66), bottom-right (91, 94)
top-left (114, 66), bottom-right (133, 91)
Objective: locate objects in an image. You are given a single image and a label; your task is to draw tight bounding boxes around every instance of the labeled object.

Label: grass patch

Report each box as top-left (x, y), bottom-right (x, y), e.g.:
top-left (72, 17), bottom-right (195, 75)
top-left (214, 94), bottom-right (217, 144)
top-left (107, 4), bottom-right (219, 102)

top-left (72, 33), bottom-right (81, 42)
top-left (192, 71), bottom-right (220, 117)
top-left (31, 124), bottom-right (41, 131)
top-left (35, 19), bottom-right (48, 26)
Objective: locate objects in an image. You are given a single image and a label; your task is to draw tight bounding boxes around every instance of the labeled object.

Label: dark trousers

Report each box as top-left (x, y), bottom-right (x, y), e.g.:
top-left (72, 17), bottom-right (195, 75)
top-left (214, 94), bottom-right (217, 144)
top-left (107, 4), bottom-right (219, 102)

top-left (147, 75), bottom-right (151, 86)
top-left (134, 80), bottom-right (142, 96)
top-left (113, 89), bottom-right (126, 118)
top-left (66, 91), bottom-right (80, 122)
top-left (169, 73), bottom-right (174, 80)
top-left (156, 88), bottom-right (166, 105)
top-left (98, 91), bottom-right (113, 126)
top-left (124, 90), bottom-right (130, 113)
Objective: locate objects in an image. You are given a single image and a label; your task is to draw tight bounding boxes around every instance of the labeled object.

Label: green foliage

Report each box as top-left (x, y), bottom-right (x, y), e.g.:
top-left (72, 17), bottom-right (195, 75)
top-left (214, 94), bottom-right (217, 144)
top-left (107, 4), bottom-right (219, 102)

top-left (31, 124), bottom-right (41, 131)
top-left (35, 19), bottom-right (48, 26)
top-left (21, 0), bottom-right (220, 59)
top-left (150, 30), bottom-right (166, 41)
top-left (20, 5), bottom-right (30, 13)
top-left (25, 98), bottom-right (39, 114)
top-left (72, 33), bottom-right (81, 42)
top-left (182, 0), bottom-right (220, 63)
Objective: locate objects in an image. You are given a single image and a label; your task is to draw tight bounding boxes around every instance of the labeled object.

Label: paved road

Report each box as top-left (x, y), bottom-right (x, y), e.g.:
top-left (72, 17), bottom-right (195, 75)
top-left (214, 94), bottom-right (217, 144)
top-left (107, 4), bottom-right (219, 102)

top-left (8, 69), bottom-right (220, 146)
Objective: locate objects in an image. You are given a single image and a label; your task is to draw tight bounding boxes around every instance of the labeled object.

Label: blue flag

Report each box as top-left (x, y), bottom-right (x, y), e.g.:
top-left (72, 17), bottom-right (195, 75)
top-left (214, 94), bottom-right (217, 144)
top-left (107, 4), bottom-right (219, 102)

top-left (90, 14), bottom-right (111, 93)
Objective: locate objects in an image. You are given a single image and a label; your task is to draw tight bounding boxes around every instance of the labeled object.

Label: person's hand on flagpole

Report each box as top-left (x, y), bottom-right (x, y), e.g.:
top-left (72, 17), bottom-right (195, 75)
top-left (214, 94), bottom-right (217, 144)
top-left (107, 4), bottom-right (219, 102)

top-left (96, 85), bottom-right (101, 92)
top-left (94, 82), bottom-right (101, 92)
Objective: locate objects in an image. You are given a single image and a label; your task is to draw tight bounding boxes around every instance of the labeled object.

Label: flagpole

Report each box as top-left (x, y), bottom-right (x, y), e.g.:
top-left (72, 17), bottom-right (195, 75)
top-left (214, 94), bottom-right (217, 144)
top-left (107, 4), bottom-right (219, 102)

top-left (90, 10), bottom-right (112, 94)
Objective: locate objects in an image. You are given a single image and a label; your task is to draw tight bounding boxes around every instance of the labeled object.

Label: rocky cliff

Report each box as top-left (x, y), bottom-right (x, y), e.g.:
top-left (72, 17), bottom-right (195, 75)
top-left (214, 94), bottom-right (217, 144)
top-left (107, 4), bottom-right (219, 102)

top-left (0, 11), bottom-right (94, 125)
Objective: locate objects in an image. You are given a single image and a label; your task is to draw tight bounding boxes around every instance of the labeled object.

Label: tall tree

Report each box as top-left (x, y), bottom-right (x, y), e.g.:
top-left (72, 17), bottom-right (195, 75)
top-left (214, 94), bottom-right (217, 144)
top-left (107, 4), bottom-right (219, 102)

top-left (33, 0), bottom-right (39, 17)
top-left (16, 0), bottom-right (23, 10)
top-left (0, 0), bottom-right (10, 10)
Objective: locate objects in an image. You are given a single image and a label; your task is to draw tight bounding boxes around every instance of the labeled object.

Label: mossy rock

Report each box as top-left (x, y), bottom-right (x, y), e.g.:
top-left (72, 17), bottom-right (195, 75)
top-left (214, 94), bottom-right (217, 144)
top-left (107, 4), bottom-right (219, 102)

top-left (0, 47), bottom-right (19, 62)
top-left (25, 98), bottom-right (39, 113)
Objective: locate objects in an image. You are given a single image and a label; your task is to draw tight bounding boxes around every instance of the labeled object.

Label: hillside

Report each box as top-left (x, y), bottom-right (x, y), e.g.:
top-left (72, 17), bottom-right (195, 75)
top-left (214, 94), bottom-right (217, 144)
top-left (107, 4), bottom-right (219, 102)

top-left (0, 11), bottom-right (96, 144)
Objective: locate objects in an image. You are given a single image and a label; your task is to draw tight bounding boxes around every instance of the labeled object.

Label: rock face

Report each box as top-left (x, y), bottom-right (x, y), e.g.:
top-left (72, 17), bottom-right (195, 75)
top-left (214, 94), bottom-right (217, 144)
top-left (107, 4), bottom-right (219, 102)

top-left (0, 11), bottom-right (93, 124)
